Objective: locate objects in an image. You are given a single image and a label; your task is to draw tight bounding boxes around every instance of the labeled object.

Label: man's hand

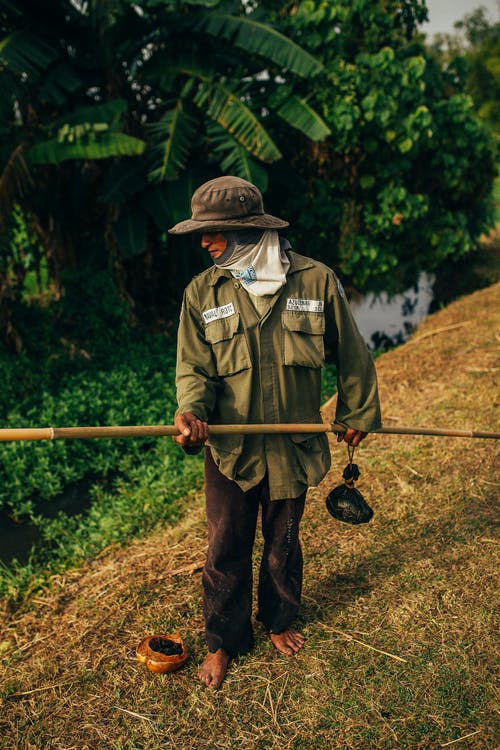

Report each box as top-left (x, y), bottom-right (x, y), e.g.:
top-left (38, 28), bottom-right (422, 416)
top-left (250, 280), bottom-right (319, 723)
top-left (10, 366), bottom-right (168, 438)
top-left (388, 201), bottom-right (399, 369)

top-left (336, 427), bottom-right (367, 447)
top-left (173, 412), bottom-right (209, 450)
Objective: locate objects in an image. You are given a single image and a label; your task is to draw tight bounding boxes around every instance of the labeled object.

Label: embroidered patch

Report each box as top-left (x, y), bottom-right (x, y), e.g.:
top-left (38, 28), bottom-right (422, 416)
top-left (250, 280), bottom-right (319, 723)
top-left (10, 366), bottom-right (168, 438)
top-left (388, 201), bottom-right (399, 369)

top-left (286, 298), bottom-right (324, 313)
top-left (202, 302), bottom-right (235, 324)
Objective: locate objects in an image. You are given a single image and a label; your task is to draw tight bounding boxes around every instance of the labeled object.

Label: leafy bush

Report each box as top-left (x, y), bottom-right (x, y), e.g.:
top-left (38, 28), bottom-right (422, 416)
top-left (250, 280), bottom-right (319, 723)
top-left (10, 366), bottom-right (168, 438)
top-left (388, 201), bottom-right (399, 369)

top-left (0, 273), bottom-right (205, 599)
top-left (265, 0), bottom-right (497, 294)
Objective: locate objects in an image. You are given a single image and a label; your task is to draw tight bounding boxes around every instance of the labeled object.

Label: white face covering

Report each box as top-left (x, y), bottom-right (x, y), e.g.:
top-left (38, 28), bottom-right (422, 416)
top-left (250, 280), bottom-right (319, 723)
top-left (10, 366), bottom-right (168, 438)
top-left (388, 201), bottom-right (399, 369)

top-left (213, 230), bottom-right (291, 296)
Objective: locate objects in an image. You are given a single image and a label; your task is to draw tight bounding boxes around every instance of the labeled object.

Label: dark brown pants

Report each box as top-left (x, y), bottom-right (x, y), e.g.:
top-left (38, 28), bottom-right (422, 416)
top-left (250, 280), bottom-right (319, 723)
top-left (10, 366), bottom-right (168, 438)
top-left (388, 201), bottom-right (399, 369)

top-left (203, 448), bottom-right (306, 657)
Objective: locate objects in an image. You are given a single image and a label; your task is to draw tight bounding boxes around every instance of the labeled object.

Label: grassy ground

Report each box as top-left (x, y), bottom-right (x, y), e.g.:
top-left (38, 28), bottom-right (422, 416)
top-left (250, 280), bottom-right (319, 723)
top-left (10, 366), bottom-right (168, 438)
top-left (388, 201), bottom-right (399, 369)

top-left (0, 283), bottom-right (499, 750)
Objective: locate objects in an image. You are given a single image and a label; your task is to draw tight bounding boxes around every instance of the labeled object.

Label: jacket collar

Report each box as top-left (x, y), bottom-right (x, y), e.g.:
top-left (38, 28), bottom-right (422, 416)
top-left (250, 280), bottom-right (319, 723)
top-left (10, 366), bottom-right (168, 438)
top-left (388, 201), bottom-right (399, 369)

top-left (206, 250), bottom-right (314, 287)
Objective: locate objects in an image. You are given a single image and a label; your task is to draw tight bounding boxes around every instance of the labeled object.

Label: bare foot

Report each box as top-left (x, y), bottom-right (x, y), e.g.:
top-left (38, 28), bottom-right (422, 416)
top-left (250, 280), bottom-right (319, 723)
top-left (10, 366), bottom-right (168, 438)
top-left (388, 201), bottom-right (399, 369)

top-left (197, 649), bottom-right (230, 690)
top-left (269, 628), bottom-right (305, 655)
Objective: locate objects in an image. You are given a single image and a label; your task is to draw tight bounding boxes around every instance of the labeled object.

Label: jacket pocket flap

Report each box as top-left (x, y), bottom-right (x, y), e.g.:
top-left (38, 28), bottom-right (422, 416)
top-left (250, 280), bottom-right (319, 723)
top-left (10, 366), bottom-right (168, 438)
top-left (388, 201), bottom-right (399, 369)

top-left (207, 433), bottom-right (244, 455)
top-left (205, 313), bottom-right (240, 344)
top-left (281, 311), bottom-right (325, 335)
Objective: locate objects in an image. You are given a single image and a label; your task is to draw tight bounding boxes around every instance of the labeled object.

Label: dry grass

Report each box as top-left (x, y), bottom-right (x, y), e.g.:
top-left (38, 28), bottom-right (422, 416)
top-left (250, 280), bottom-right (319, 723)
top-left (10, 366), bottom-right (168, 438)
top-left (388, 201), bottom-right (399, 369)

top-left (1, 283), bottom-right (499, 750)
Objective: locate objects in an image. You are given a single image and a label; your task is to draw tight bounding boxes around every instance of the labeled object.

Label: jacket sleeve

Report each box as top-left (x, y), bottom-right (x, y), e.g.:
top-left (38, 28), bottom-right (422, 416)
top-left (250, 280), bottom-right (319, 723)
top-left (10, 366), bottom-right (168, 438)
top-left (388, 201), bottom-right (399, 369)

top-left (175, 287), bottom-right (220, 422)
top-left (325, 271), bottom-right (382, 432)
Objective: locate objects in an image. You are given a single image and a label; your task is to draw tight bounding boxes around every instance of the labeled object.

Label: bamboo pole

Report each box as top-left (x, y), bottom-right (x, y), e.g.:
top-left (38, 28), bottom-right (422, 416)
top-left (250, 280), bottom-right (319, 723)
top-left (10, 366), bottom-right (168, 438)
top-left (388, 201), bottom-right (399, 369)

top-left (0, 423), bottom-right (499, 443)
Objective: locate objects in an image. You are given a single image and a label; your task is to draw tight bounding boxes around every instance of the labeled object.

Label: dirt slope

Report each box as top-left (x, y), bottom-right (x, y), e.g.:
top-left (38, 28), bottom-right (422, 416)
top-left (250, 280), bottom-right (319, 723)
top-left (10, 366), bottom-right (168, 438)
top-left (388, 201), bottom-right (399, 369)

top-left (1, 283), bottom-right (499, 750)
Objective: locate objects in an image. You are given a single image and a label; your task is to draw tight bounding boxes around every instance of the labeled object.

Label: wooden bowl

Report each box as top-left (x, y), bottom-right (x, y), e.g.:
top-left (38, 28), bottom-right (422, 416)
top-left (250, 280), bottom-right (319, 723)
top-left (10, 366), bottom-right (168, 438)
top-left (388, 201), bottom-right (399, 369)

top-left (136, 634), bottom-right (188, 674)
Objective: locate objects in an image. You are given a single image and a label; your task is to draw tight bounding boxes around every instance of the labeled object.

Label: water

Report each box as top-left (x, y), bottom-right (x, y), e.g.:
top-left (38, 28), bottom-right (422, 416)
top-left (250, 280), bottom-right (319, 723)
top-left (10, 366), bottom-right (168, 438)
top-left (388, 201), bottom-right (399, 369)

top-left (0, 516), bottom-right (39, 565)
top-left (350, 272), bottom-right (435, 350)
top-left (0, 473), bottom-right (111, 565)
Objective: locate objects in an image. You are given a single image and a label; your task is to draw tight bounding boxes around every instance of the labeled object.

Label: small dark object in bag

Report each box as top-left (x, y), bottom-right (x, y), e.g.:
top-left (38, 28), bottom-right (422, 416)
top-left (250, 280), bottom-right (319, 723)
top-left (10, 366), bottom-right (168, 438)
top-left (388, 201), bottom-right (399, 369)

top-left (326, 461), bottom-right (374, 524)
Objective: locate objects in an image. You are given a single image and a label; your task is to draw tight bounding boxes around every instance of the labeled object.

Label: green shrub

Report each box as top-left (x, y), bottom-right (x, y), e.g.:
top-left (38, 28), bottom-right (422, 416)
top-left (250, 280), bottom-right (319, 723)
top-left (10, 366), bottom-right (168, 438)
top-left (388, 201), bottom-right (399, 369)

top-left (265, 0), bottom-right (497, 294)
top-left (0, 273), bottom-right (205, 599)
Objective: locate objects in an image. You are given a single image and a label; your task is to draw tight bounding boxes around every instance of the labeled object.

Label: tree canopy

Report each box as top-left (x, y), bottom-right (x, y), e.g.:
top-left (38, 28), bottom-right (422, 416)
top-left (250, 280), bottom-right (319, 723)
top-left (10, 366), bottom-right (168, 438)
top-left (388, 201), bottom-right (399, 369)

top-left (261, 0), bottom-right (497, 291)
top-left (0, 0), bottom-right (331, 333)
top-left (430, 5), bottom-right (500, 137)
top-left (0, 0), bottom-right (497, 344)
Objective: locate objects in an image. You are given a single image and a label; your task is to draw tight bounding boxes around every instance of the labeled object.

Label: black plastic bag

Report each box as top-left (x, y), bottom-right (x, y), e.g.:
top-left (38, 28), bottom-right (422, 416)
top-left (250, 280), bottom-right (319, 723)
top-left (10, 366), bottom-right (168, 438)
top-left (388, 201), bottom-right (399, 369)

top-left (326, 457), bottom-right (374, 525)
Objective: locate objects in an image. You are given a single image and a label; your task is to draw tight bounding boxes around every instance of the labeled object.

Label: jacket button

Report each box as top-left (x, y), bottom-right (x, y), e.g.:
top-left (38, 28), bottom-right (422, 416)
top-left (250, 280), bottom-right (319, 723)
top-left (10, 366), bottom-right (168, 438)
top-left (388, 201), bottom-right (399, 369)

top-left (233, 282), bottom-right (240, 289)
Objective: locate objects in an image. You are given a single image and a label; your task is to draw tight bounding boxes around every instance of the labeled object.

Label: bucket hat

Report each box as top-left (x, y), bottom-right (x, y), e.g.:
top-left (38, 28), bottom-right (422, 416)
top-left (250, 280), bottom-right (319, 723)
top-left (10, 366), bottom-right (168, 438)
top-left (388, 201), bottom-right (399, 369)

top-left (168, 176), bottom-right (289, 235)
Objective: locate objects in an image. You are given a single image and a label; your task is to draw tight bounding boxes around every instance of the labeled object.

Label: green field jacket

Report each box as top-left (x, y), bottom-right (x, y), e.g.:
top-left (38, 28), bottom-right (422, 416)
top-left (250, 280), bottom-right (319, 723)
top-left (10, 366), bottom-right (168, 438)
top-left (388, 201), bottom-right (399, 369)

top-left (175, 250), bottom-right (381, 500)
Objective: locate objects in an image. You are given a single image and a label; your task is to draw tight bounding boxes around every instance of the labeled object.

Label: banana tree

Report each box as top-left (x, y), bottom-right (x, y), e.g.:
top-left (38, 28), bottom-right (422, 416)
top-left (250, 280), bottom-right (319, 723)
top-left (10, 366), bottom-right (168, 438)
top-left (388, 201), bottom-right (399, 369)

top-left (0, 0), bottom-right (330, 324)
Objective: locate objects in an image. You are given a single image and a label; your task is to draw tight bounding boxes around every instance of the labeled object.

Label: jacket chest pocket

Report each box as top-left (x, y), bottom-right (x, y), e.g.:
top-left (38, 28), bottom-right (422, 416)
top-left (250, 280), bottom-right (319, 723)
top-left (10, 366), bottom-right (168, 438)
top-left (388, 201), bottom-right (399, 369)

top-left (204, 313), bottom-right (251, 376)
top-left (281, 311), bottom-right (325, 368)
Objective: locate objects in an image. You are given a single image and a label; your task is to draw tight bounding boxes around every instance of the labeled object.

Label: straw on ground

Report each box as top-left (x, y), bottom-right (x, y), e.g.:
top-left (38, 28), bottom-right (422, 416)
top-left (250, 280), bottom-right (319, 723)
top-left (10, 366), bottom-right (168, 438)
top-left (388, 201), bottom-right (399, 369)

top-left (0, 282), bottom-right (498, 750)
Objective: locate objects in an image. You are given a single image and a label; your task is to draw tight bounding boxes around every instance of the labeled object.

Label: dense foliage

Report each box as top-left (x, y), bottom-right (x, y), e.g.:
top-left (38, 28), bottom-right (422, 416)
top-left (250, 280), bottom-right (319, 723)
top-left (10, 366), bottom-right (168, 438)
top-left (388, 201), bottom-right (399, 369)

top-left (430, 5), bottom-right (500, 137)
top-left (0, 273), bottom-right (205, 599)
top-left (0, 0), bottom-right (497, 335)
top-left (262, 0), bottom-right (497, 291)
top-left (0, 0), bottom-right (328, 339)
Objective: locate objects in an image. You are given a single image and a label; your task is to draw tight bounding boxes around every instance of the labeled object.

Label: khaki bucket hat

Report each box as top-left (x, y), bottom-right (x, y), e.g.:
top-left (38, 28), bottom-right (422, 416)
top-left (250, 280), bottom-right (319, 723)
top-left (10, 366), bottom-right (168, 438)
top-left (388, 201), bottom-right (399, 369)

top-left (168, 175), bottom-right (289, 235)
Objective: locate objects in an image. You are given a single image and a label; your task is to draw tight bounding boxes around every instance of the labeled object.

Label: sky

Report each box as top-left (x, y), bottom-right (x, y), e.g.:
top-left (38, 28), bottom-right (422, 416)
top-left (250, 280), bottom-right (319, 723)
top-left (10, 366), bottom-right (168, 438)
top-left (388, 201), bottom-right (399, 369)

top-left (423, 0), bottom-right (499, 36)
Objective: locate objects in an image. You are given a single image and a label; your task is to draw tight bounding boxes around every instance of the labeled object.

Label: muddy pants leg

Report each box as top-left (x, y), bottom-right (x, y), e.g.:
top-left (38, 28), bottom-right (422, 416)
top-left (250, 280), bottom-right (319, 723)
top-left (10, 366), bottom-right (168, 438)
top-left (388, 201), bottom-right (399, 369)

top-left (202, 448), bottom-right (260, 657)
top-left (257, 486), bottom-right (306, 634)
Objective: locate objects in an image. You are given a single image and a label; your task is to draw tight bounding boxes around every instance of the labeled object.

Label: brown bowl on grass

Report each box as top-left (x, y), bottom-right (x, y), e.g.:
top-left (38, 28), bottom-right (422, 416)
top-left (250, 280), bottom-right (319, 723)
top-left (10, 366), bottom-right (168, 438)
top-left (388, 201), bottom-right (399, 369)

top-left (136, 634), bottom-right (188, 674)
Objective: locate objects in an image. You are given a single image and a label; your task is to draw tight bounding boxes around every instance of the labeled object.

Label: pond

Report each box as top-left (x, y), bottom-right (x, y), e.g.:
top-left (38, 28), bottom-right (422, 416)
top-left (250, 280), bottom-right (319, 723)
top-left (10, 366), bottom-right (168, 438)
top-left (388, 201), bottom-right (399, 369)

top-left (0, 473), bottom-right (111, 565)
top-left (350, 272), bottom-right (435, 350)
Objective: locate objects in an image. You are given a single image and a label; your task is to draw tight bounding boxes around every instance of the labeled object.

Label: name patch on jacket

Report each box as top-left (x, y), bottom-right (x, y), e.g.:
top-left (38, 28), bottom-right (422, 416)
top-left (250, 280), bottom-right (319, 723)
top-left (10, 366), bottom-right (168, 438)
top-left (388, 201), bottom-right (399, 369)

top-left (202, 302), bottom-right (235, 324)
top-left (286, 298), bottom-right (324, 313)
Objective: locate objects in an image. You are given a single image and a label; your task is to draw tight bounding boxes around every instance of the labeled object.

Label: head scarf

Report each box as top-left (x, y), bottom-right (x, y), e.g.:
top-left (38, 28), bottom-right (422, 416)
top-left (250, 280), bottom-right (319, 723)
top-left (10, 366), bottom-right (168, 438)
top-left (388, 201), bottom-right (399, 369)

top-left (213, 230), bottom-right (291, 297)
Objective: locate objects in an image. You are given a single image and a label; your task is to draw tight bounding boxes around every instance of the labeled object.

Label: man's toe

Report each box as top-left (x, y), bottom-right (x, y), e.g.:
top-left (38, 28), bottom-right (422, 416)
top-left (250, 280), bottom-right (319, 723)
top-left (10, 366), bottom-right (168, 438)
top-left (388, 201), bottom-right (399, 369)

top-left (198, 669), bottom-right (210, 686)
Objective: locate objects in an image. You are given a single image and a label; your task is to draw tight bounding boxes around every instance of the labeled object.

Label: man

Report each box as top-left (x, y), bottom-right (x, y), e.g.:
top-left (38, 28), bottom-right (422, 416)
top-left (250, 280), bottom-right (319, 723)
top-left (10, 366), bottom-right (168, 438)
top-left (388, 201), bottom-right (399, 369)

top-left (169, 176), bottom-right (381, 690)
